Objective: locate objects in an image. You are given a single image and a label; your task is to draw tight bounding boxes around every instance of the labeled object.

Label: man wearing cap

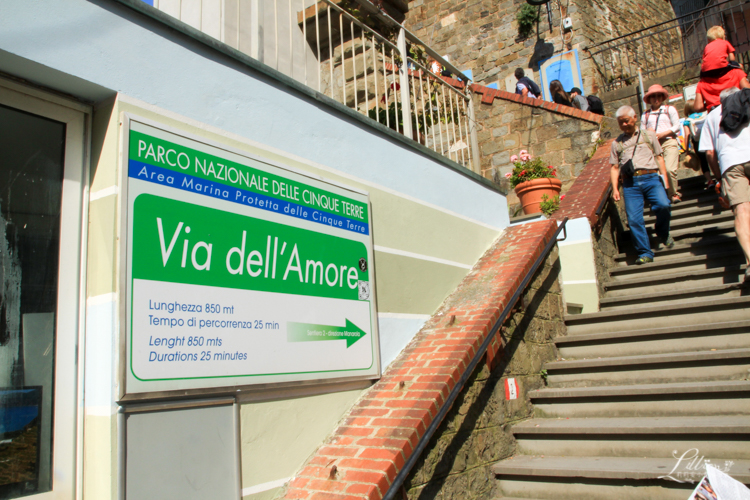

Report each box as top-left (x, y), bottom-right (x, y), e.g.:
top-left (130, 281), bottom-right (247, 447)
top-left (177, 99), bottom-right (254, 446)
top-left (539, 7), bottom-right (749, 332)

top-left (570, 87), bottom-right (589, 112)
top-left (699, 87), bottom-right (750, 281)
top-left (611, 105), bottom-right (674, 265)
top-left (642, 84), bottom-right (683, 203)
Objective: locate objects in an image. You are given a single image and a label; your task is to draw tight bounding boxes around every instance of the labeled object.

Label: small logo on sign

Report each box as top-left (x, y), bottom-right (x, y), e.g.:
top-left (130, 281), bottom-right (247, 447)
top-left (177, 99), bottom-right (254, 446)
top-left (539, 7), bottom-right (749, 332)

top-left (505, 378), bottom-right (518, 400)
top-left (358, 258), bottom-right (368, 272)
top-left (358, 281), bottom-right (370, 300)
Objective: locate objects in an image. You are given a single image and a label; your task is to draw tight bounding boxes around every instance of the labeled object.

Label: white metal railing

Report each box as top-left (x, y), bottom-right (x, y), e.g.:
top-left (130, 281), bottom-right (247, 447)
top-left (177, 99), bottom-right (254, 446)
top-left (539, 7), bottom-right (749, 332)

top-left (146, 0), bottom-right (480, 172)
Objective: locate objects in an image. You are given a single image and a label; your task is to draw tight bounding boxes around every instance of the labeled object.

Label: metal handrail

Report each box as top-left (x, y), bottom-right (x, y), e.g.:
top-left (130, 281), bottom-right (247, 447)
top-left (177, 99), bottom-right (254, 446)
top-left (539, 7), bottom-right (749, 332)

top-left (382, 217), bottom-right (569, 500)
top-left (586, 0), bottom-right (748, 51)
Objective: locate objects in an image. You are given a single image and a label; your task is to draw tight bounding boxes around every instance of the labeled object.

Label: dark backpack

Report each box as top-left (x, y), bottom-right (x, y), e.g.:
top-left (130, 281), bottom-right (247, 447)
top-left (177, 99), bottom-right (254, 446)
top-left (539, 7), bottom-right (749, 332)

top-left (720, 88), bottom-right (750, 133)
top-left (586, 94), bottom-right (605, 115)
top-left (517, 77), bottom-right (541, 97)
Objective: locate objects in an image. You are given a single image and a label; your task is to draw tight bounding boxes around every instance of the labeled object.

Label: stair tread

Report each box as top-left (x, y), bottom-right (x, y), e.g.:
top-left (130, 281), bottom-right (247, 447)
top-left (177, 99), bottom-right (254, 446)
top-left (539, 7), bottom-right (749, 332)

top-left (644, 211), bottom-right (734, 229)
top-left (513, 415), bottom-right (750, 434)
top-left (530, 380), bottom-right (750, 399)
top-left (669, 220), bottom-right (734, 237)
top-left (609, 250), bottom-right (743, 276)
top-left (604, 264), bottom-right (746, 288)
top-left (545, 348), bottom-right (750, 370)
top-left (565, 296), bottom-right (750, 324)
top-left (555, 319), bottom-right (750, 345)
top-left (491, 455), bottom-right (750, 482)
top-left (600, 282), bottom-right (749, 305)
top-left (613, 236), bottom-right (733, 260)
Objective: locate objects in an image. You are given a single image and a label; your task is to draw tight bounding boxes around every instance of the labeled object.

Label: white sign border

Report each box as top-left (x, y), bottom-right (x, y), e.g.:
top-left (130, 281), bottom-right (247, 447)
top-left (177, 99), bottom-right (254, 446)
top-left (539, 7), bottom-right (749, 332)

top-left (117, 112), bottom-right (381, 401)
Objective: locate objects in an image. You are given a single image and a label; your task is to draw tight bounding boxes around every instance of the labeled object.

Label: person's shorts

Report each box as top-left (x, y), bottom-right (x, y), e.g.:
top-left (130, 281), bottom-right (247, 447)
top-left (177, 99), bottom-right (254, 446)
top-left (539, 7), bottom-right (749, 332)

top-left (721, 161), bottom-right (750, 206)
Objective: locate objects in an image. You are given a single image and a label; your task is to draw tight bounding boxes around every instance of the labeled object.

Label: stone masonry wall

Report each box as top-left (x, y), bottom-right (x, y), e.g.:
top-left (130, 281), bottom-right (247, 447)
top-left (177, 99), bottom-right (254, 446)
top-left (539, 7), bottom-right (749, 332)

top-left (469, 85), bottom-right (604, 213)
top-left (403, 247), bottom-right (564, 500)
top-left (403, 0), bottom-right (675, 96)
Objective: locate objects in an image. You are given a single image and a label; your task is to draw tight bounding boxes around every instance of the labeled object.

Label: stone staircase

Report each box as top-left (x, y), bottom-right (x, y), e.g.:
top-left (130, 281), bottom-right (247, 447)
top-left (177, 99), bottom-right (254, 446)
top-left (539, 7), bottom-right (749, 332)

top-left (492, 175), bottom-right (750, 499)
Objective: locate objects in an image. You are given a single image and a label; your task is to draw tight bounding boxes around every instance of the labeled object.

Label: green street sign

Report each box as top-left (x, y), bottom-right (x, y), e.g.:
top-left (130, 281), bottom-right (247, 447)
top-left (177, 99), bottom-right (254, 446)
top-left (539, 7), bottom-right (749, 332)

top-left (123, 117), bottom-right (380, 397)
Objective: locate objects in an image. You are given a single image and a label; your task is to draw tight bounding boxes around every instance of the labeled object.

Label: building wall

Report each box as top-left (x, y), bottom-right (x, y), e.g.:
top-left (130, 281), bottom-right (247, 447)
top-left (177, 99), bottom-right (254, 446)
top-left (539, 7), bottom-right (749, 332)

top-left (0, 1), bottom-right (511, 498)
top-left (403, 0), bottom-right (676, 96)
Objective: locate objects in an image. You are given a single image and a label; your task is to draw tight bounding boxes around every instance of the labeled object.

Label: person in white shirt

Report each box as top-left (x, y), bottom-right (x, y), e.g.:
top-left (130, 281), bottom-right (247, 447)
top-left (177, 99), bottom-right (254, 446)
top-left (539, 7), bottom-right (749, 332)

top-left (641, 84), bottom-right (682, 203)
top-left (699, 87), bottom-right (750, 281)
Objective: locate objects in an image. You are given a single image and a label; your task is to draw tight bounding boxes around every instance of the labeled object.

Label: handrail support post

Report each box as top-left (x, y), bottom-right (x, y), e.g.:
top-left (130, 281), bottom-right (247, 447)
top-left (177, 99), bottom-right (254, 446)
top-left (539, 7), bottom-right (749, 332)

top-left (397, 27), bottom-right (413, 140)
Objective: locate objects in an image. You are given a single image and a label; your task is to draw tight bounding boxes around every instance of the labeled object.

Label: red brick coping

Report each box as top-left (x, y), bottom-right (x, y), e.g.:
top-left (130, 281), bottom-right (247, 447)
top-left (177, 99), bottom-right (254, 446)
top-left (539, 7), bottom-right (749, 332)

top-left (553, 138), bottom-right (615, 227)
top-left (469, 83), bottom-right (604, 125)
top-left (282, 220), bottom-right (558, 500)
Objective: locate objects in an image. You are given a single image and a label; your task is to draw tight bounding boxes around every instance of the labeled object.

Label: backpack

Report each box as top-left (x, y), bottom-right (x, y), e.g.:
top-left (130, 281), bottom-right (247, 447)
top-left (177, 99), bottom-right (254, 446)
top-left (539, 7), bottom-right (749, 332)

top-left (517, 77), bottom-right (541, 97)
top-left (586, 94), bottom-right (605, 115)
top-left (720, 88), bottom-right (750, 133)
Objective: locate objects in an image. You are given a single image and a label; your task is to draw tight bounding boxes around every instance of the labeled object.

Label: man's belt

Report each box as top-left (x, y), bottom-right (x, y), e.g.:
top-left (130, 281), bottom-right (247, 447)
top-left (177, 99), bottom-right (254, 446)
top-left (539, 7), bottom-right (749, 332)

top-left (633, 169), bottom-right (657, 177)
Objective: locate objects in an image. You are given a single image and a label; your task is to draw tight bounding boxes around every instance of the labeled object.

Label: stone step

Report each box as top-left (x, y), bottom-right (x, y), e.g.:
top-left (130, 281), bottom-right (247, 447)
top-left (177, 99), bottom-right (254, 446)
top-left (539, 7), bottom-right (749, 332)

top-left (513, 415), bottom-right (750, 458)
top-left (643, 203), bottom-right (725, 225)
top-left (599, 281), bottom-right (750, 309)
top-left (555, 320), bottom-right (750, 359)
top-left (565, 296), bottom-right (750, 336)
top-left (608, 250), bottom-right (744, 279)
top-left (493, 456), bottom-right (750, 500)
top-left (665, 219), bottom-right (735, 239)
top-left (530, 380), bottom-right (750, 418)
top-left (642, 211), bottom-right (735, 234)
top-left (614, 236), bottom-right (742, 266)
top-left (604, 264), bottom-right (746, 294)
top-left (545, 348), bottom-right (750, 387)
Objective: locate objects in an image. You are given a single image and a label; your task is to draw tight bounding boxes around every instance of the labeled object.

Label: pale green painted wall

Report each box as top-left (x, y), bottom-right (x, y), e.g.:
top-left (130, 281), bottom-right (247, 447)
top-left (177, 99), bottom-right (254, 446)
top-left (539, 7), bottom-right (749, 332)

top-left (239, 388), bottom-right (366, 497)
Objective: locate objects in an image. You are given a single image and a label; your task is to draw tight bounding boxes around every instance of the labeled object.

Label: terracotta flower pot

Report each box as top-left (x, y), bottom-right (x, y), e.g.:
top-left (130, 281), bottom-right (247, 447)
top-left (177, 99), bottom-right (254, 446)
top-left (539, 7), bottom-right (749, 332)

top-left (514, 178), bottom-right (562, 215)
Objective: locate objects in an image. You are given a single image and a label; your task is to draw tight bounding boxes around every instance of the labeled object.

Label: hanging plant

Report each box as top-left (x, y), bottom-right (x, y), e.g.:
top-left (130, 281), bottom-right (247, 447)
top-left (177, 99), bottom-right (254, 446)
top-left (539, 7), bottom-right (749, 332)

top-left (517, 4), bottom-right (539, 39)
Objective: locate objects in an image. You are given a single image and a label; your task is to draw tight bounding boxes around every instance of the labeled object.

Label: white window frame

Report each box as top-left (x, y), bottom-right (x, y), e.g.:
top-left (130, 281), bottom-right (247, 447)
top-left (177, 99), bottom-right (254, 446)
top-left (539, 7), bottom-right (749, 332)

top-left (0, 77), bottom-right (90, 500)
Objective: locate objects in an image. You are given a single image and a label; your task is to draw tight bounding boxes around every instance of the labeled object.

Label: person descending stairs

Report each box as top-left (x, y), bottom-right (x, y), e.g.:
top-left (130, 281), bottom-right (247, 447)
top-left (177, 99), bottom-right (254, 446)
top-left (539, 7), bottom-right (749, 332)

top-left (491, 175), bottom-right (750, 499)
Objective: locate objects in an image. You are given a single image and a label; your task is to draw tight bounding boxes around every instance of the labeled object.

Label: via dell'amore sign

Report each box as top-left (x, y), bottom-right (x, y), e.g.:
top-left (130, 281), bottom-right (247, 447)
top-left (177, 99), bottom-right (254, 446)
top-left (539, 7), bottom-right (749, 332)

top-left (122, 116), bottom-right (380, 396)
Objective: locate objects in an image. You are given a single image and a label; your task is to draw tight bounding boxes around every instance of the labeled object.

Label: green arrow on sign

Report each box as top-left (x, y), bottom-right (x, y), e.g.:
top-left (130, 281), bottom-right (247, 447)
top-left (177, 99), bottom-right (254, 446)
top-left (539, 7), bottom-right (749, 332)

top-left (287, 319), bottom-right (367, 348)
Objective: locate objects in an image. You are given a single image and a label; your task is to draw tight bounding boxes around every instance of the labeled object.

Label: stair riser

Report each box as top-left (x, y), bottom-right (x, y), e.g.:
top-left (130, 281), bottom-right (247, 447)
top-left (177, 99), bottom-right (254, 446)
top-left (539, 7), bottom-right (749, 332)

top-left (565, 307), bottom-right (750, 335)
top-left (604, 274), bottom-right (746, 296)
top-left (516, 437), bottom-right (750, 460)
top-left (557, 332), bottom-right (750, 358)
top-left (671, 226), bottom-right (735, 240)
top-left (533, 397), bottom-right (750, 418)
top-left (648, 216), bottom-right (735, 233)
top-left (615, 244), bottom-right (742, 266)
top-left (497, 478), bottom-right (694, 500)
top-left (599, 288), bottom-right (746, 310)
top-left (547, 363), bottom-right (750, 387)
top-left (609, 260), bottom-right (745, 280)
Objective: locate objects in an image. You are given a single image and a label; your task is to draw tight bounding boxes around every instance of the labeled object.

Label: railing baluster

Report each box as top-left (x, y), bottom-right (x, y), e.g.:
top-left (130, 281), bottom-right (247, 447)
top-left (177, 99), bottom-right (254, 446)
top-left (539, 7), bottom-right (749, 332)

top-left (372, 33), bottom-right (379, 124)
top-left (427, 75), bottom-right (436, 151)
top-left (352, 21), bottom-right (358, 110)
top-left (302, 0), bottom-right (307, 85)
top-left (417, 66), bottom-right (430, 150)
top-left (340, 11), bottom-right (346, 106)
top-left (314, 1), bottom-right (321, 92)
top-left (391, 48), bottom-right (399, 133)
top-left (455, 92), bottom-right (466, 166)
top-left (274, 0), bottom-right (279, 69)
top-left (327, 5), bottom-right (333, 98)
top-left (397, 28), bottom-right (412, 139)
top-left (409, 61), bottom-right (419, 144)
top-left (289, 0), bottom-right (294, 78)
top-left (362, 27), bottom-right (369, 116)
top-left (383, 45), bottom-right (390, 130)
top-left (436, 82), bottom-right (445, 156)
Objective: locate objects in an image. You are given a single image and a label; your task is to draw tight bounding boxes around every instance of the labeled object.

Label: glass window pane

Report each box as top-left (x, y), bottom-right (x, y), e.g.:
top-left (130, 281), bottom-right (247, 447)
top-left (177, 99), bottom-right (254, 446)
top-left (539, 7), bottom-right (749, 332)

top-left (0, 104), bottom-right (65, 499)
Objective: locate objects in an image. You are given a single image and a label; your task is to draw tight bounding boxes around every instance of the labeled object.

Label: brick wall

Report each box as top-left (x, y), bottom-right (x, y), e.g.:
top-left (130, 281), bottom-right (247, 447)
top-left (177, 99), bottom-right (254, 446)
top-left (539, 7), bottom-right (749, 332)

top-left (470, 84), bottom-right (604, 213)
top-left (403, 0), bottom-right (675, 96)
top-left (403, 247), bottom-right (564, 499)
top-left (281, 220), bottom-right (560, 500)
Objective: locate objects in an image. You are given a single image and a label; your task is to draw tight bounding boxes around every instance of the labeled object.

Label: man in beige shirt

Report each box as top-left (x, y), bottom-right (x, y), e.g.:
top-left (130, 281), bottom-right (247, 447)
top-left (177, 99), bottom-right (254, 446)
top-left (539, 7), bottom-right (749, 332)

top-left (610, 106), bottom-right (674, 264)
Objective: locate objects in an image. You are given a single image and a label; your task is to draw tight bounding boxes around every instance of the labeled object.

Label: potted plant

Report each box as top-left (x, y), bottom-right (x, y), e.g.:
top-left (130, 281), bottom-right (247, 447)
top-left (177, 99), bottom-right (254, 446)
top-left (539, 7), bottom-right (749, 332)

top-left (505, 150), bottom-right (562, 214)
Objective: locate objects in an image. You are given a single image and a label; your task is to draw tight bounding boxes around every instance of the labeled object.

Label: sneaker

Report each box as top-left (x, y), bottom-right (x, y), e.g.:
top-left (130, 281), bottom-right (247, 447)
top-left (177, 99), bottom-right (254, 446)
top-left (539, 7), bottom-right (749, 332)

top-left (660, 235), bottom-right (675, 249)
top-left (635, 256), bottom-right (654, 265)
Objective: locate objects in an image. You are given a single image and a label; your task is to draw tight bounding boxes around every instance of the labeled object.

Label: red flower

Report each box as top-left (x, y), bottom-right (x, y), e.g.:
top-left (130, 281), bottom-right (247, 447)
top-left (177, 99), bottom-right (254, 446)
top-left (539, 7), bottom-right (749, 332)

top-left (520, 170), bottom-right (526, 176)
top-left (548, 165), bottom-right (553, 169)
top-left (390, 82), bottom-right (401, 90)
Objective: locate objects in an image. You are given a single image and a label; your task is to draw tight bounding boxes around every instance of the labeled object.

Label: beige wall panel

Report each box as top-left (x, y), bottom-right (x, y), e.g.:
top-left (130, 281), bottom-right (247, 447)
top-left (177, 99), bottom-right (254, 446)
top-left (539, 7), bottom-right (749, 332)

top-left (239, 388), bottom-right (364, 493)
top-left (374, 251), bottom-right (469, 315)
top-left (86, 196), bottom-right (118, 297)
